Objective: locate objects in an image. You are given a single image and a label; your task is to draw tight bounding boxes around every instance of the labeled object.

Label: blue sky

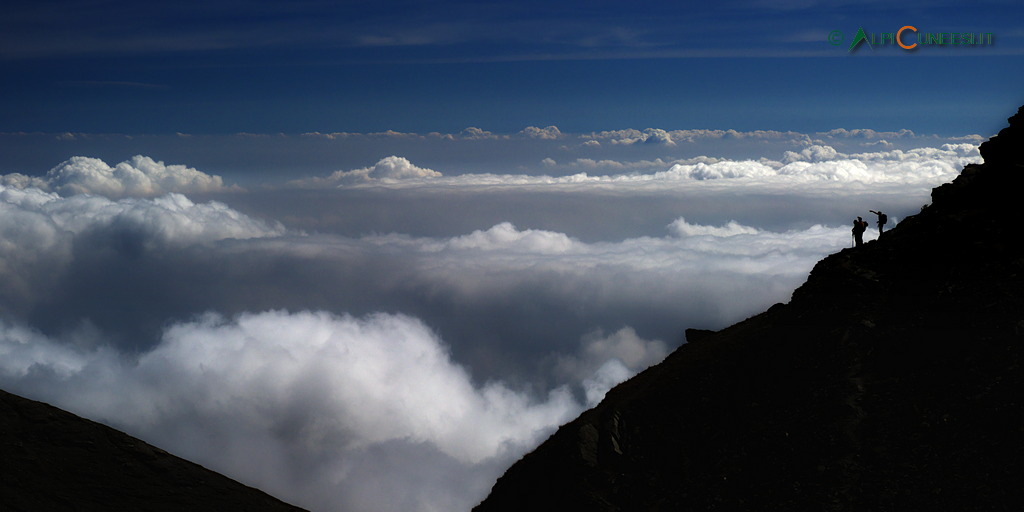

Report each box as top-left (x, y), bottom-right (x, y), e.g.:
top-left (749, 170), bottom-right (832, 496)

top-left (3, 0), bottom-right (1023, 137)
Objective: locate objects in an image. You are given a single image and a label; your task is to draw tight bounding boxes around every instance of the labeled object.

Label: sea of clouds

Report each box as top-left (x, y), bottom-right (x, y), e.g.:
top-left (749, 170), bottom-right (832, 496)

top-left (0, 129), bottom-right (982, 511)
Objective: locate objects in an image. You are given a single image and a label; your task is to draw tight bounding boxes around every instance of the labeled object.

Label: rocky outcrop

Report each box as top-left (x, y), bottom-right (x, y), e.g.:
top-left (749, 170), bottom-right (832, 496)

top-left (0, 389), bottom-right (307, 511)
top-left (473, 106), bottom-right (1024, 511)
top-left (978, 105), bottom-right (1024, 166)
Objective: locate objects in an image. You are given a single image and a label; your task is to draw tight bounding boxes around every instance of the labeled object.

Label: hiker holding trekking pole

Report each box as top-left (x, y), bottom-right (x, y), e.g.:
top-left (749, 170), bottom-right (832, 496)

top-left (852, 216), bottom-right (868, 247)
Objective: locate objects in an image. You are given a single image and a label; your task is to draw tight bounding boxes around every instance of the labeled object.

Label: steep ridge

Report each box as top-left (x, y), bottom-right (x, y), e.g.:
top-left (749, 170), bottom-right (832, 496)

top-left (474, 106), bottom-right (1024, 511)
top-left (0, 389), bottom-right (307, 511)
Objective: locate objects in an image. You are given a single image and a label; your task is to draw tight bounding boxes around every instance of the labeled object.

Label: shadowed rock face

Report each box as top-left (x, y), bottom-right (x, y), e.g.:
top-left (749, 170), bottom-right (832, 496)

top-left (474, 107), bottom-right (1024, 512)
top-left (0, 389), bottom-right (307, 512)
top-left (979, 105), bottom-right (1024, 166)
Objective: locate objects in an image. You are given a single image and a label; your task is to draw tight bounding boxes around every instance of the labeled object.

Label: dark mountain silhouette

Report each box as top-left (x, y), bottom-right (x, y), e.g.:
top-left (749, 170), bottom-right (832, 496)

top-left (474, 105), bottom-right (1024, 511)
top-left (0, 389), bottom-right (307, 511)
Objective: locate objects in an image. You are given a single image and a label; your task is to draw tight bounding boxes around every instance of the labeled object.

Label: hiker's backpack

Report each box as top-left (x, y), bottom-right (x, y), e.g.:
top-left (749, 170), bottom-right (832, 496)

top-left (879, 213), bottom-right (888, 225)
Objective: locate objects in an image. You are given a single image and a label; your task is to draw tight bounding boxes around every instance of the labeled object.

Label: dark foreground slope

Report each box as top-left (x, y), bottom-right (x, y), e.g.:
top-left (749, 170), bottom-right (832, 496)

top-left (475, 106), bottom-right (1024, 512)
top-left (0, 389), bottom-right (307, 511)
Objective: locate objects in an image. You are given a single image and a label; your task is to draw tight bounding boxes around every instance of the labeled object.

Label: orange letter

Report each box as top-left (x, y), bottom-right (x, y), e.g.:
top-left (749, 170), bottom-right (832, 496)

top-left (897, 25), bottom-right (917, 49)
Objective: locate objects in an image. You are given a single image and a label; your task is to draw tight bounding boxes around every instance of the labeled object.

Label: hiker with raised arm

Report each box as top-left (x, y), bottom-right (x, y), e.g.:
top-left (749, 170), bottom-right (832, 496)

top-left (869, 210), bottom-right (888, 234)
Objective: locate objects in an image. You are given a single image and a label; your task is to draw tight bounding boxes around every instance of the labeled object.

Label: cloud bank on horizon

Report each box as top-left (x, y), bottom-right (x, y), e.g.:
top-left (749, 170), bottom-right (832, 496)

top-left (0, 128), bottom-right (983, 512)
top-left (0, 155), bottom-right (233, 198)
top-left (283, 142), bottom-right (976, 191)
top-left (0, 125), bottom-right (984, 190)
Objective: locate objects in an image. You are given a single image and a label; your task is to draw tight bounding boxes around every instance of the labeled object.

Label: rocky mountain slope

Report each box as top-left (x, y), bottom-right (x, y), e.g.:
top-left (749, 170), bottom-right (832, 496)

top-left (0, 389), bottom-right (307, 511)
top-left (474, 106), bottom-right (1024, 511)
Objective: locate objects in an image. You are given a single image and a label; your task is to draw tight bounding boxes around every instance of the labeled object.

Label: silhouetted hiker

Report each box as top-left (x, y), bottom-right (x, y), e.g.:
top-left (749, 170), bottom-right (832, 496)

top-left (869, 210), bottom-right (888, 233)
top-left (852, 216), bottom-right (868, 247)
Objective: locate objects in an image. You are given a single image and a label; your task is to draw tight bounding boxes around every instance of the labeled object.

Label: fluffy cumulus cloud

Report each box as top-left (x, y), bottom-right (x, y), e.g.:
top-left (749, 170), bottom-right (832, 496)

top-left (650, 143), bottom-right (979, 185)
top-left (782, 144), bottom-right (841, 163)
top-left (520, 125), bottom-right (563, 139)
top-left (660, 160), bottom-right (777, 180)
top-left (773, 143), bottom-right (978, 183)
top-left (436, 222), bottom-right (575, 253)
top-left (668, 217), bottom-right (762, 237)
top-left (0, 155), bottom-right (230, 198)
top-left (0, 184), bottom-right (281, 247)
top-left (289, 156), bottom-right (441, 187)
top-left (0, 311), bottom-right (580, 512)
top-left (0, 183), bottom-right (282, 319)
top-left (588, 128), bottom-right (677, 146)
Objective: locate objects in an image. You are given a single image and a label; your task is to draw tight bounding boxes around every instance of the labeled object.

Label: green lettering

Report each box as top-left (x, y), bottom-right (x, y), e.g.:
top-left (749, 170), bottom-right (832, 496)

top-left (847, 27), bottom-right (872, 52)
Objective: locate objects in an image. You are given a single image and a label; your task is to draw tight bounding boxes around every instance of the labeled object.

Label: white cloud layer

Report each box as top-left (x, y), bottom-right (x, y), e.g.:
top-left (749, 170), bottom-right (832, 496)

top-left (0, 310), bottom-right (626, 512)
top-left (0, 178), bottom-right (856, 511)
top-left (290, 143), bottom-right (978, 195)
top-left (668, 217), bottom-right (761, 237)
top-left (0, 140), bottom-right (949, 512)
top-left (0, 184), bottom-right (282, 247)
top-left (0, 184), bottom-right (283, 315)
top-left (1, 155), bottom-right (231, 198)
top-left (0, 128), bottom-right (984, 190)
